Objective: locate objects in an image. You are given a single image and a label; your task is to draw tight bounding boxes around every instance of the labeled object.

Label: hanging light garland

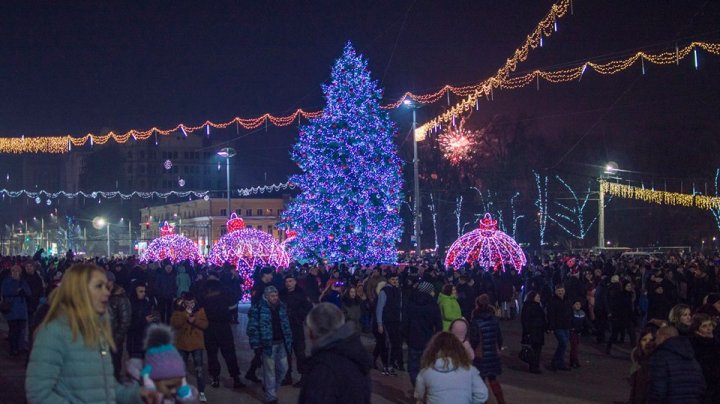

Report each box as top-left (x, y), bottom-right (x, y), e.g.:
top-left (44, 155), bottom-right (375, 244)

top-left (236, 181), bottom-right (295, 196)
top-left (417, 41), bottom-right (720, 139)
top-left (0, 0), bottom-right (572, 154)
top-left (601, 181), bottom-right (720, 210)
top-left (0, 188), bottom-right (208, 201)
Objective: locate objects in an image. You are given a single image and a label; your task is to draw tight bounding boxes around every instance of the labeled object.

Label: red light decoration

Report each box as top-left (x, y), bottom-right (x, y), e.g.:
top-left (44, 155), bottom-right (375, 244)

top-left (159, 221), bottom-right (175, 236)
top-left (438, 119), bottom-right (478, 165)
top-left (445, 213), bottom-right (526, 272)
top-left (226, 213), bottom-right (246, 232)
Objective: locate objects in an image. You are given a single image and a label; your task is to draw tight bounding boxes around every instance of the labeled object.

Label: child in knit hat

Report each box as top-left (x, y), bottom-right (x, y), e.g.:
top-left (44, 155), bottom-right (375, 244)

top-left (127, 324), bottom-right (199, 403)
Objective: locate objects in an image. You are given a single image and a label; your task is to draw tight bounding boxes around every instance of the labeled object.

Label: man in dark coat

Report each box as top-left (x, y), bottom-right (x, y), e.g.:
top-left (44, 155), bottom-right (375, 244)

top-left (547, 284), bottom-right (572, 371)
top-left (404, 281), bottom-right (442, 386)
top-left (455, 275), bottom-right (476, 321)
top-left (375, 272), bottom-right (404, 375)
top-left (203, 279), bottom-right (245, 389)
top-left (22, 262), bottom-right (45, 317)
top-left (299, 303), bottom-right (373, 404)
top-left (154, 264), bottom-right (176, 323)
top-left (649, 326), bottom-right (705, 403)
top-left (280, 273), bottom-right (313, 387)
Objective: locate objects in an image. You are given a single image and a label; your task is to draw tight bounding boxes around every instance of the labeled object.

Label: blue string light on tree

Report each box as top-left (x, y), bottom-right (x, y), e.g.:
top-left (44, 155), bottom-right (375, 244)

top-left (208, 214), bottom-right (289, 300)
top-left (445, 213), bottom-right (527, 272)
top-left (140, 221), bottom-right (205, 264)
top-left (282, 42), bottom-right (403, 264)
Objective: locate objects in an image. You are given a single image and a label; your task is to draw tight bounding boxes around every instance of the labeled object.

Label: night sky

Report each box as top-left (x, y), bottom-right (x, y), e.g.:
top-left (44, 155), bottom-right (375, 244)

top-left (1, 0), bottom-right (719, 248)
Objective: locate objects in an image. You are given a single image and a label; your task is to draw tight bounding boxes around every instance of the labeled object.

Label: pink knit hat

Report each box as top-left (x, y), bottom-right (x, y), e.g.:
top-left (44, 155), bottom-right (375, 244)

top-left (143, 324), bottom-right (186, 380)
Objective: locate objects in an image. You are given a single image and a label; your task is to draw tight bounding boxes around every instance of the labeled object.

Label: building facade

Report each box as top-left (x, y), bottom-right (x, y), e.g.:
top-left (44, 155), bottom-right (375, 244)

top-left (138, 197), bottom-right (287, 255)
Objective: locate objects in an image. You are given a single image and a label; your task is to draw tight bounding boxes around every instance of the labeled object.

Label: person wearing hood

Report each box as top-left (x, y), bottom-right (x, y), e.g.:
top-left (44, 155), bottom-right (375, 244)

top-left (414, 332), bottom-right (488, 404)
top-left (404, 281), bottom-right (442, 386)
top-left (648, 325), bottom-right (706, 403)
top-left (299, 303), bottom-right (374, 404)
top-left (437, 284), bottom-right (461, 331)
top-left (246, 285), bottom-right (293, 404)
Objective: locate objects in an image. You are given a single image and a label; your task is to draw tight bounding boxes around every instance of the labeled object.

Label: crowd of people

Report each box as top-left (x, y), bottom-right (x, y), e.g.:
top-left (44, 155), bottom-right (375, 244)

top-left (0, 249), bottom-right (719, 403)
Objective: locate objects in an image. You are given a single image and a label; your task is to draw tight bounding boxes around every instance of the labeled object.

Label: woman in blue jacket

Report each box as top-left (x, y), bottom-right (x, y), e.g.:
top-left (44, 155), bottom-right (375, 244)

top-left (1, 265), bottom-right (32, 356)
top-left (25, 263), bottom-right (149, 403)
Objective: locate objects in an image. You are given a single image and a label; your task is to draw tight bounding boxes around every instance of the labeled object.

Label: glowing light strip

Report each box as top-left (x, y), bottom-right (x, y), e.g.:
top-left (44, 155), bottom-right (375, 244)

top-left (0, 189), bottom-right (208, 200)
top-left (237, 181), bottom-right (295, 196)
top-left (419, 41), bottom-right (720, 138)
top-left (601, 181), bottom-right (720, 210)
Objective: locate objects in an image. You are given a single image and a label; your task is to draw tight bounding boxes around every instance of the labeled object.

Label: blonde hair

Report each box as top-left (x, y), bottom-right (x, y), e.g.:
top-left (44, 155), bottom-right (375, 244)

top-left (668, 304), bottom-right (690, 327)
top-left (40, 263), bottom-right (115, 350)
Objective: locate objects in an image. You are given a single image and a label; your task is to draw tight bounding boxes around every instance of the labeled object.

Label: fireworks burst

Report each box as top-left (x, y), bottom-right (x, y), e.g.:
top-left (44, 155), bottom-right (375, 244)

top-left (439, 120), bottom-right (478, 165)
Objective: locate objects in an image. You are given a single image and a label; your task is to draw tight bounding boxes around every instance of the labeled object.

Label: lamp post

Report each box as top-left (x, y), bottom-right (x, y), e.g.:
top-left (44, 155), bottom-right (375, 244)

top-left (404, 99), bottom-right (421, 255)
top-left (217, 147), bottom-right (237, 219)
top-left (598, 162), bottom-right (618, 249)
top-left (93, 217), bottom-right (110, 257)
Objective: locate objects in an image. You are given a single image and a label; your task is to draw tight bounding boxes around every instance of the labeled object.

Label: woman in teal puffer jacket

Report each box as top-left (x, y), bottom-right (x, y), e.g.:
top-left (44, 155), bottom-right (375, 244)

top-left (26, 263), bottom-right (147, 404)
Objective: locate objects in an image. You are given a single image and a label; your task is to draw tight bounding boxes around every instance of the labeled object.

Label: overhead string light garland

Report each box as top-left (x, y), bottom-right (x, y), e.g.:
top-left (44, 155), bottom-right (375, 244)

top-left (0, 0), bottom-right (573, 154)
top-left (600, 180), bottom-right (720, 210)
top-left (419, 41), bottom-right (720, 140)
top-left (0, 189), bottom-right (208, 201)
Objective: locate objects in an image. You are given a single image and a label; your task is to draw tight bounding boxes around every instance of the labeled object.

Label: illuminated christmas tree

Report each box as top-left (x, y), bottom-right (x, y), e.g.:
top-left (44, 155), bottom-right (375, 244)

top-left (283, 42), bottom-right (403, 264)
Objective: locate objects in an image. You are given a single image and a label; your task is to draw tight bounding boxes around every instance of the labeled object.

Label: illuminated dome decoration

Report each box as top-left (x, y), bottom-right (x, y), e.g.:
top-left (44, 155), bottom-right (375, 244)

top-left (209, 214), bottom-right (289, 302)
top-left (445, 213), bottom-right (526, 272)
top-left (438, 118), bottom-right (478, 166)
top-left (141, 222), bottom-right (204, 264)
top-left (209, 213), bottom-right (290, 270)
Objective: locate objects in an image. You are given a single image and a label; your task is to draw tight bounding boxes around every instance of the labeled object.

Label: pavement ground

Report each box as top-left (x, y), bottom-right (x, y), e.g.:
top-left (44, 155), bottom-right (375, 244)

top-left (1, 305), bottom-right (632, 403)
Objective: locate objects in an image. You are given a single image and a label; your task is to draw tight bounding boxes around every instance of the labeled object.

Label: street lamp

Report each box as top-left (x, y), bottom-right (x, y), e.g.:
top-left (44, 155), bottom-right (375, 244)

top-left (404, 99), bottom-right (421, 255)
top-left (598, 161), bottom-right (618, 249)
top-left (93, 217), bottom-right (110, 257)
top-left (217, 147), bottom-right (237, 219)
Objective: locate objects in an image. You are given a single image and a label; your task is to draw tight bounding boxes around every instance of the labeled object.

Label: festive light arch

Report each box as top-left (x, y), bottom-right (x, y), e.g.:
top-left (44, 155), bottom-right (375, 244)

top-left (140, 222), bottom-right (205, 264)
top-left (445, 213), bottom-right (527, 272)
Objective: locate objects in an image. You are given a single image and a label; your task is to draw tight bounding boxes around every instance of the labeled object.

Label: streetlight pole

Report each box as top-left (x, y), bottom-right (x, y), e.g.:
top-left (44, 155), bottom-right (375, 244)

top-left (598, 178), bottom-right (605, 249)
top-left (404, 100), bottom-right (422, 256)
top-left (106, 223), bottom-right (111, 257)
top-left (217, 147), bottom-right (237, 218)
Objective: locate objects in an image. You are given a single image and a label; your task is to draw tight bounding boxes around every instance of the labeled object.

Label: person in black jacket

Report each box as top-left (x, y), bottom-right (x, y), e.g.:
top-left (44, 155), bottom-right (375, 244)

top-left (280, 273), bottom-right (313, 387)
top-left (521, 291), bottom-right (546, 374)
top-left (375, 273), bottom-right (404, 375)
top-left (126, 282), bottom-right (156, 359)
top-left (689, 314), bottom-right (720, 404)
top-left (299, 303), bottom-right (373, 404)
top-left (649, 326), bottom-right (705, 403)
top-left (606, 281), bottom-right (636, 355)
top-left (203, 279), bottom-right (245, 389)
top-left (404, 281), bottom-right (442, 386)
top-left (547, 284), bottom-right (572, 371)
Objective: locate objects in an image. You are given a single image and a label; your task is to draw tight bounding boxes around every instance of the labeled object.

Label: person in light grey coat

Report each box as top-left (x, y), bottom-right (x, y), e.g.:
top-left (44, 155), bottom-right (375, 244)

top-left (414, 332), bottom-right (488, 404)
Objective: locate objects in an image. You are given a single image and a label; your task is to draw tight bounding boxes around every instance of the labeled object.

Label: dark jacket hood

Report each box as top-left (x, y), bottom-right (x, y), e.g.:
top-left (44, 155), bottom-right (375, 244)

top-left (311, 322), bottom-right (373, 374)
top-left (657, 336), bottom-right (696, 360)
